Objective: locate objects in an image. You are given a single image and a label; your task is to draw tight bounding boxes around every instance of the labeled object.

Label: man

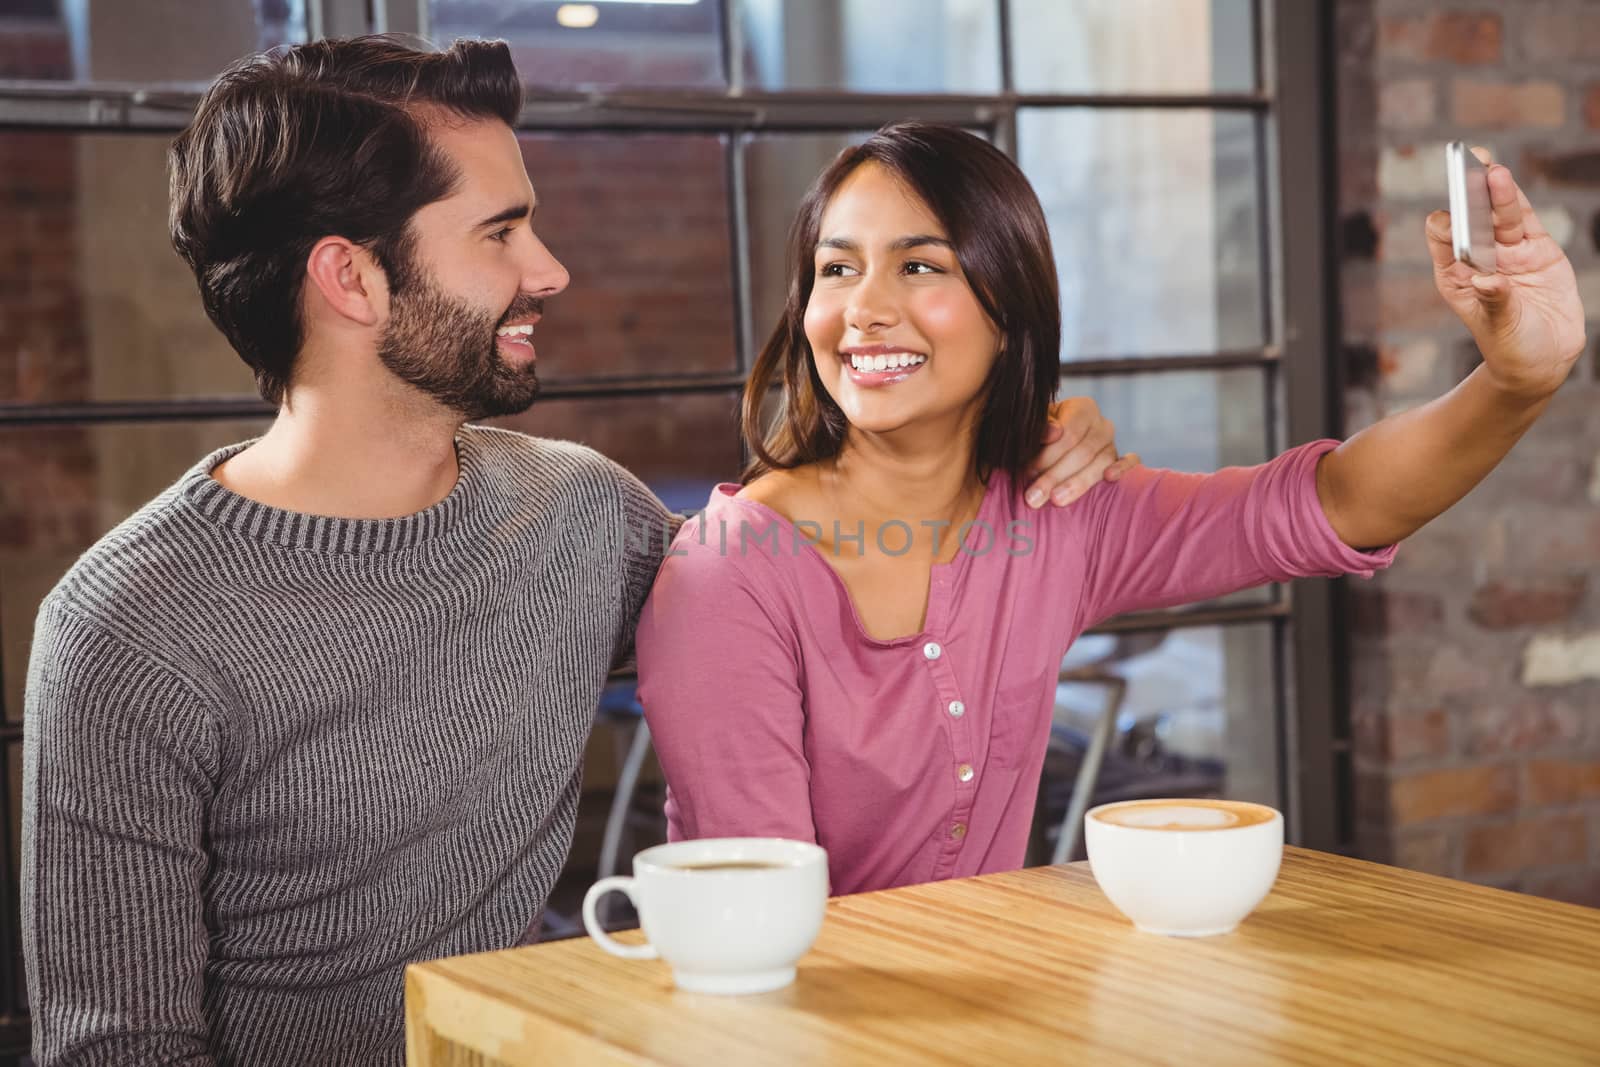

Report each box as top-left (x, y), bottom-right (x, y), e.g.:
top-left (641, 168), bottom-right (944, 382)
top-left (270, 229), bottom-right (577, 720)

top-left (22, 35), bottom-right (1125, 1064)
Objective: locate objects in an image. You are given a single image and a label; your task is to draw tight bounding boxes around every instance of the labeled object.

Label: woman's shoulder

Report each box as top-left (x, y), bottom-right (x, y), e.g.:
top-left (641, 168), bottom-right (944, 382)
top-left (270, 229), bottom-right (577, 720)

top-left (645, 484), bottom-right (814, 645)
top-left (664, 474), bottom-right (816, 588)
top-left (734, 465), bottom-right (824, 521)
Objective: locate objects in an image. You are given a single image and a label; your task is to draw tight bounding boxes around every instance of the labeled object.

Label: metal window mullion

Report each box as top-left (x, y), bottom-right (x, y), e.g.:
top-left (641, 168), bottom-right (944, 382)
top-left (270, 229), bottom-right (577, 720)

top-left (0, 90), bottom-right (185, 131)
top-left (998, 0), bottom-right (1015, 95)
top-left (0, 347), bottom-right (1291, 427)
top-left (990, 0), bottom-right (1016, 158)
top-left (1012, 92), bottom-right (1268, 110)
top-left (307, 0), bottom-right (371, 41)
top-left (1088, 600), bottom-right (1288, 636)
top-left (1058, 346), bottom-right (1279, 379)
top-left (718, 0), bottom-right (741, 96)
top-left (0, 81), bottom-right (1274, 134)
top-left (1270, 0), bottom-right (1345, 854)
top-left (1271, 611), bottom-right (1294, 849)
top-left (1254, 109), bottom-right (1279, 356)
top-left (1258, 0), bottom-right (1294, 846)
top-left (0, 590), bottom-right (8, 1019)
top-left (727, 136), bottom-right (755, 376)
top-left (0, 374), bottom-right (751, 427)
top-left (726, 130), bottom-right (754, 478)
top-left (370, 0), bottom-right (429, 39)
top-left (991, 103), bottom-right (1018, 158)
top-left (0, 740), bottom-right (15, 1019)
top-left (0, 399), bottom-right (276, 426)
top-left (1257, 0), bottom-right (1280, 103)
top-left (1263, 355), bottom-right (1282, 457)
top-left (601, 89), bottom-right (1272, 109)
top-left (514, 100), bottom-right (1000, 134)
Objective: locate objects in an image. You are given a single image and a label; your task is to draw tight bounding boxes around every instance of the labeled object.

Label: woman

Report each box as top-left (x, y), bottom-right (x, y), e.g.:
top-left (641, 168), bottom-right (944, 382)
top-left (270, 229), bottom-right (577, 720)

top-left (635, 123), bottom-right (1584, 895)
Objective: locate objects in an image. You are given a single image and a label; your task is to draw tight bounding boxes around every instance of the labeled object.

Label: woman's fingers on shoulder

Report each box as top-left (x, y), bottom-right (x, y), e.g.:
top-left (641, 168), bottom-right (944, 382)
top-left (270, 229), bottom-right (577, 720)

top-left (1106, 452), bottom-right (1141, 482)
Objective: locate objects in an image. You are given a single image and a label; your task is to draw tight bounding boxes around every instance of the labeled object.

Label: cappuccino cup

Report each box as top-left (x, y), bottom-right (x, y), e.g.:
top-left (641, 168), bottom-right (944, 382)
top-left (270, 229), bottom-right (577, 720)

top-left (581, 837), bottom-right (828, 995)
top-left (1084, 798), bottom-right (1283, 937)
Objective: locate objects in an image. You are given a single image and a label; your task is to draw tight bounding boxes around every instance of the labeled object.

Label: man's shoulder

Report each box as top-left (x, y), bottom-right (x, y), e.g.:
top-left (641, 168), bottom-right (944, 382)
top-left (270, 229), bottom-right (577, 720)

top-left (47, 478), bottom-right (219, 622)
top-left (30, 478), bottom-right (233, 706)
top-left (460, 425), bottom-right (676, 547)
top-left (462, 425), bottom-right (639, 499)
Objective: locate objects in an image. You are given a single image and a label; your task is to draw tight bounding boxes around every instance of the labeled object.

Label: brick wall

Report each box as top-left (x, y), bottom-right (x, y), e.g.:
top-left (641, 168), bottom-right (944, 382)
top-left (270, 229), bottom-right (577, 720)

top-left (515, 133), bottom-right (738, 382)
top-left (1338, 0), bottom-right (1600, 905)
top-left (490, 133), bottom-right (743, 495)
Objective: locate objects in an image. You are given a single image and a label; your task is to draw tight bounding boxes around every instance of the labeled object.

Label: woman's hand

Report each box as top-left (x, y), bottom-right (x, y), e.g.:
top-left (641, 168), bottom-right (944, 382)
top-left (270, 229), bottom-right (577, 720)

top-left (1024, 396), bottom-right (1141, 509)
top-left (1316, 153), bottom-right (1587, 550)
top-left (1427, 151), bottom-right (1586, 402)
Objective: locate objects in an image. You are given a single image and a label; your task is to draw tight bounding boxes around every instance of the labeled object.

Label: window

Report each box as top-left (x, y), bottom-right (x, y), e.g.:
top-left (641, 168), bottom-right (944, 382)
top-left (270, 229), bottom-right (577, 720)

top-left (430, 0), bottom-right (724, 90)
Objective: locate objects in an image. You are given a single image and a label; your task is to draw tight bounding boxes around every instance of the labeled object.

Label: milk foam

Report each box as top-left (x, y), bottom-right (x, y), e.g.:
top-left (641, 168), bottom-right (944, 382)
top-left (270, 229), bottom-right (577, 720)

top-left (1103, 804), bottom-right (1238, 829)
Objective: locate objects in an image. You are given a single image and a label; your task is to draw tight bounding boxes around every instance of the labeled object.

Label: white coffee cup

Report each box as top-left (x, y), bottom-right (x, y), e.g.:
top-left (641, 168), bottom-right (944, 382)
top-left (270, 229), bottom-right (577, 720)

top-left (1084, 797), bottom-right (1283, 937)
top-left (581, 837), bottom-right (829, 995)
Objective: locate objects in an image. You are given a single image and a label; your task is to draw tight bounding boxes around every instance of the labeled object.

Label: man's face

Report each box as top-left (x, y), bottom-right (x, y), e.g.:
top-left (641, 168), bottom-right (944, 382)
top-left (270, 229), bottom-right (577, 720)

top-left (378, 117), bottom-right (569, 420)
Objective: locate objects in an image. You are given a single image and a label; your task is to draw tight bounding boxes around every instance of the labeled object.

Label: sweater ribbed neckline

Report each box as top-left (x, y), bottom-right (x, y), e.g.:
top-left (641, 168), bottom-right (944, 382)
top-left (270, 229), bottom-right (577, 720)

top-left (179, 431), bottom-right (481, 554)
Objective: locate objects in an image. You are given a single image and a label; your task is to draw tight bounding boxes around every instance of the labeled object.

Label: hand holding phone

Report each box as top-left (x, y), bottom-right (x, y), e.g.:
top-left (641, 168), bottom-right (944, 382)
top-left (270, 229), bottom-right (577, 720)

top-left (1424, 146), bottom-right (1584, 403)
top-left (1446, 141), bottom-right (1496, 272)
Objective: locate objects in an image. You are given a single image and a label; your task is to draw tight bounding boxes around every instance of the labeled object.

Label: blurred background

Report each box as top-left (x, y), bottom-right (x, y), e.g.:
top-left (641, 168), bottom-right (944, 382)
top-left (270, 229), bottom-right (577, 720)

top-left (0, 0), bottom-right (1596, 1057)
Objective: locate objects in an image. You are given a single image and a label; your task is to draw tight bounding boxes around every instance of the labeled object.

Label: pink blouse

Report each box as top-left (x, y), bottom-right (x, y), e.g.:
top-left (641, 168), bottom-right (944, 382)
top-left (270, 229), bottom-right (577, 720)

top-left (634, 441), bottom-right (1395, 895)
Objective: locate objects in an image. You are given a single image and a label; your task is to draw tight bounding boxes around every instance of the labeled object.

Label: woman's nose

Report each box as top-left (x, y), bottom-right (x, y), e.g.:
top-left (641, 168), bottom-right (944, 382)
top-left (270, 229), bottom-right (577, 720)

top-left (844, 270), bottom-right (900, 333)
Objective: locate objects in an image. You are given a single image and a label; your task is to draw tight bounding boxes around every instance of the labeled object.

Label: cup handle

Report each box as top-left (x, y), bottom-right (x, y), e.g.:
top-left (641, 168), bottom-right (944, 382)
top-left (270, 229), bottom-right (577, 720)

top-left (581, 876), bottom-right (658, 960)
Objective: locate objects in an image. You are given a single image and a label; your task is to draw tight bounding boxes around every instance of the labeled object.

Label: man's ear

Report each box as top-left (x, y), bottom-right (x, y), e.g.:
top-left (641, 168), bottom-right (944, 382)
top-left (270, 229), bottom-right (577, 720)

top-left (304, 236), bottom-right (386, 328)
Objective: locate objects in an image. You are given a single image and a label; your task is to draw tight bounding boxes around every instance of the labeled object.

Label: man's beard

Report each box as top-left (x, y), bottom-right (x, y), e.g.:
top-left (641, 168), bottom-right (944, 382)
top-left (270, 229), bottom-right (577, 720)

top-left (377, 272), bottom-right (545, 421)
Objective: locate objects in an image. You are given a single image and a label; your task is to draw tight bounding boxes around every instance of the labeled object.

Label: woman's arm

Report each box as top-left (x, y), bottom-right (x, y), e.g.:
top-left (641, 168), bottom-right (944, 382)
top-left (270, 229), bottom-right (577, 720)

top-left (634, 522), bottom-right (817, 844)
top-left (1318, 156), bottom-right (1585, 549)
top-left (1072, 443), bottom-right (1393, 627)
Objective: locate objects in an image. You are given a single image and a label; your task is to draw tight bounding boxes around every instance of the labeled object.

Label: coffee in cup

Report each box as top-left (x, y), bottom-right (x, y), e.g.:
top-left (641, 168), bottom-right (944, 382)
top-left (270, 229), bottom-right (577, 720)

top-left (1084, 798), bottom-right (1283, 937)
top-left (667, 860), bottom-right (787, 872)
top-left (581, 837), bottom-right (828, 994)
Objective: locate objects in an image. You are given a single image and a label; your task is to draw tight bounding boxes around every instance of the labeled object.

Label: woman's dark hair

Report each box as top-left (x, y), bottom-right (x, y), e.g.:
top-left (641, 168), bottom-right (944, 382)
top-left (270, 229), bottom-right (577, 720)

top-left (740, 121), bottom-right (1061, 484)
top-left (168, 35), bottom-right (522, 404)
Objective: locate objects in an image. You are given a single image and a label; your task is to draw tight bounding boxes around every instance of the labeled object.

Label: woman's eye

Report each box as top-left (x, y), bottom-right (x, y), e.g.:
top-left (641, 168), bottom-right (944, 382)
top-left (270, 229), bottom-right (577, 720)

top-left (817, 262), bottom-right (854, 277)
top-left (904, 260), bottom-right (942, 275)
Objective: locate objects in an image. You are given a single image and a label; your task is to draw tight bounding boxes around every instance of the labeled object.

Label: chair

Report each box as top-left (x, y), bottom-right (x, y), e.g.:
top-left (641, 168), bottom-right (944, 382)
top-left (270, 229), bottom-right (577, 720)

top-left (587, 682), bottom-right (669, 928)
top-left (1042, 630), bottom-right (1168, 865)
top-left (596, 689), bottom-right (659, 882)
top-left (1035, 630), bottom-right (1234, 865)
top-left (592, 482), bottom-right (709, 881)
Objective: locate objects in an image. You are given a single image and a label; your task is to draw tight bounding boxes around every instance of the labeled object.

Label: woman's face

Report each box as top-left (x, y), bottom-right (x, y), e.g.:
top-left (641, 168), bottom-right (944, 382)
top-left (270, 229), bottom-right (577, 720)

top-left (803, 162), bottom-right (1002, 441)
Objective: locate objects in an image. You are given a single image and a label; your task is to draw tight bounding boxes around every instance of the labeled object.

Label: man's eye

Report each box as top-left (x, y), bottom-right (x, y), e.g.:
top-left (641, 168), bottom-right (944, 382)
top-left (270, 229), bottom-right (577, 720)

top-left (489, 227), bottom-right (512, 243)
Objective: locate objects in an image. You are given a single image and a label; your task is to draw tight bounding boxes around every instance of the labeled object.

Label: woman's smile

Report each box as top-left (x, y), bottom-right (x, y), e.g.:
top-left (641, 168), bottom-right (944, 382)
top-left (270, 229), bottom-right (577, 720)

top-left (841, 344), bottom-right (928, 387)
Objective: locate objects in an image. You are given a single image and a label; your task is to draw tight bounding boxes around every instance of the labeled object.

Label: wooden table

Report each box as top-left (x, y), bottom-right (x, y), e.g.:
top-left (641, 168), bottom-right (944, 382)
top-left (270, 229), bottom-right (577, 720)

top-left (406, 847), bottom-right (1600, 1066)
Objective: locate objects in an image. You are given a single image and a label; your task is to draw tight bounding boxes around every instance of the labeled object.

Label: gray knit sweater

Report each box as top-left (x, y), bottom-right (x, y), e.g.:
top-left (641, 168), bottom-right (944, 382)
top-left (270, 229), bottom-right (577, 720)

top-left (22, 425), bottom-right (675, 1065)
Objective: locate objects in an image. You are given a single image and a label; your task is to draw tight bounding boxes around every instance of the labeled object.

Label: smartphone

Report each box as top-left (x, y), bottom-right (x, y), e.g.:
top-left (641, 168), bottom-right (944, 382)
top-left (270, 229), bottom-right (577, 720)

top-left (1446, 140), bottom-right (1496, 272)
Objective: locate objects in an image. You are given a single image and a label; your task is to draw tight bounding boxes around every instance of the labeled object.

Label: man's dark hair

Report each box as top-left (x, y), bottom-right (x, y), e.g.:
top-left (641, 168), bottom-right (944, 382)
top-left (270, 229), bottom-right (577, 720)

top-left (168, 35), bottom-right (522, 404)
